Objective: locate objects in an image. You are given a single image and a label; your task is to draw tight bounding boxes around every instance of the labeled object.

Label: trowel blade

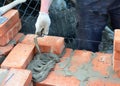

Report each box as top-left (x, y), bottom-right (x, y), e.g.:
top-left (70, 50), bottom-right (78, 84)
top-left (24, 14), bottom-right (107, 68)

top-left (0, 16), bottom-right (8, 24)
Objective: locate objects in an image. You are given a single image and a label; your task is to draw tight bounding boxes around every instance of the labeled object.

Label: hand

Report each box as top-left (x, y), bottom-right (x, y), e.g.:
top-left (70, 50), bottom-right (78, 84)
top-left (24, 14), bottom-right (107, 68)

top-left (35, 12), bottom-right (51, 36)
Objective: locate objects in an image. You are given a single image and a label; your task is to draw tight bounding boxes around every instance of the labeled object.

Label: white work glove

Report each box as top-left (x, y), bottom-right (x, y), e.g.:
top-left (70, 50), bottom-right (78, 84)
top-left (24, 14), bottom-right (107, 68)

top-left (35, 12), bottom-right (51, 36)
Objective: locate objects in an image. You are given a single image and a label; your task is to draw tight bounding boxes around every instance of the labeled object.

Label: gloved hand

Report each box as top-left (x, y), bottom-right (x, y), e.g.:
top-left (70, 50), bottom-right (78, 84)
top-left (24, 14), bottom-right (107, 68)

top-left (35, 12), bottom-right (51, 36)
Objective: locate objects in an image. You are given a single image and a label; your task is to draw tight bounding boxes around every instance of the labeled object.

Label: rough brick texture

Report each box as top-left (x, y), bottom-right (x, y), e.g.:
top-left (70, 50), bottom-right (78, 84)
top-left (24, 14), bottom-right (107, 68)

top-left (113, 51), bottom-right (120, 60)
top-left (114, 29), bottom-right (120, 51)
top-left (113, 29), bottom-right (120, 73)
top-left (113, 59), bottom-right (120, 72)
top-left (21, 34), bottom-right (51, 53)
top-left (69, 50), bottom-right (92, 72)
top-left (1, 43), bottom-right (35, 69)
top-left (22, 34), bottom-right (65, 55)
top-left (0, 10), bottom-right (20, 37)
top-left (1, 68), bottom-right (32, 86)
top-left (36, 72), bottom-right (80, 86)
top-left (38, 36), bottom-right (65, 55)
top-left (0, 19), bottom-right (21, 46)
top-left (92, 52), bottom-right (112, 76)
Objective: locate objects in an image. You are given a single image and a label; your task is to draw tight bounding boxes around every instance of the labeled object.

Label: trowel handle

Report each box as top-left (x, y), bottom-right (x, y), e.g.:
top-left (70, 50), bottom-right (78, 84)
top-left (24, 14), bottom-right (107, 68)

top-left (0, 0), bottom-right (26, 16)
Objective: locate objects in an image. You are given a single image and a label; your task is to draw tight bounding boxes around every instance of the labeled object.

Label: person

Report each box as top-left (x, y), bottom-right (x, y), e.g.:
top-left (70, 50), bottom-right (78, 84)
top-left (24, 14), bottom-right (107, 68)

top-left (35, 0), bottom-right (120, 52)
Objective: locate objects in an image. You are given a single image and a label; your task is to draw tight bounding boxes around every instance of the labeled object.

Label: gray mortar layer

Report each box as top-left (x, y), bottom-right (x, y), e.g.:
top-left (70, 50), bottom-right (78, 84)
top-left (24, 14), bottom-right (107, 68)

top-left (56, 51), bottom-right (120, 86)
top-left (27, 53), bottom-right (60, 82)
top-left (0, 56), bottom-right (5, 64)
top-left (0, 69), bottom-right (9, 85)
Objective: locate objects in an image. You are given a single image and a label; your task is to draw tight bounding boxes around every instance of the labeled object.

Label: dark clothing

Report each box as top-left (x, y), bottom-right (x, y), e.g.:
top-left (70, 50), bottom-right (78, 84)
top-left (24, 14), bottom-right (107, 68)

top-left (75, 0), bottom-right (120, 52)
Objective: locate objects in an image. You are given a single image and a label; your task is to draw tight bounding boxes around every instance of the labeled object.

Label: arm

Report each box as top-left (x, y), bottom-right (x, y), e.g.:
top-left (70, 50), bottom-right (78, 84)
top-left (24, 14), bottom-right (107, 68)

top-left (35, 0), bottom-right (53, 35)
top-left (40, 0), bottom-right (53, 13)
top-left (0, 0), bottom-right (26, 15)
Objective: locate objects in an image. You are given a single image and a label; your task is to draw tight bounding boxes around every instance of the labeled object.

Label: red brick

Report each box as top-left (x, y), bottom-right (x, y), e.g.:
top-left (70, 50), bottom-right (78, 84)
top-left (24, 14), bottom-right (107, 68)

top-left (0, 10), bottom-right (20, 37)
top-left (69, 50), bottom-right (92, 72)
top-left (21, 34), bottom-right (37, 45)
top-left (92, 52), bottom-right (112, 76)
top-left (87, 78), bottom-right (120, 86)
top-left (0, 20), bottom-right (21, 46)
top-left (35, 71), bottom-right (80, 86)
top-left (22, 34), bottom-right (65, 54)
top-left (55, 50), bottom-right (92, 73)
top-left (1, 43), bottom-right (35, 69)
top-left (55, 50), bottom-right (92, 72)
top-left (113, 59), bottom-right (120, 72)
top-left (116, 71), bottom-right (120, 78)
top-left (87, 78), bottom-right (105, 86)
top-left (0, 45), bottom-right (13, 56)
top-left (1, 68), bottom-right (32, 86)
top-left (38, 36), bottom-right (65, 55)
top-left (113, 51), bottom-right (120, 60)
top-left (114, 29), bottom-right (120, 51)
top-left (21, 34), bottom-right (51, 53)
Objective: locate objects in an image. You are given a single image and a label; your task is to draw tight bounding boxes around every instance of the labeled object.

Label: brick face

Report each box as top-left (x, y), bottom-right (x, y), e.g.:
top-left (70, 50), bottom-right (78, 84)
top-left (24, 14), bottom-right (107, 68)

top-left (113, 59), bottom-right (120, 72)
top-left (38, 36), bottom-right (65, 55)
top-left (0, 10), bottom-right (20, 37)
top-left (1, 68), bottom-right (32, 86)
top-left (1, 43), bottom-right (35, 69)
top-left (114, 29), bottom-right (120, 51)
top-left (69, 50), bottom-right (92, 72)
top-left (113, 29), bottom-right (120, 73)
top-left (0, 20), bottom-right (21, 46)
top-left (21, 34), bottom-right (65, 54)
top-left (36, 72), bottom-right (80, 86)
top-left (92, 52), bottom-right (112, 76)
top-left (113, 51), bottom-right (120, 60)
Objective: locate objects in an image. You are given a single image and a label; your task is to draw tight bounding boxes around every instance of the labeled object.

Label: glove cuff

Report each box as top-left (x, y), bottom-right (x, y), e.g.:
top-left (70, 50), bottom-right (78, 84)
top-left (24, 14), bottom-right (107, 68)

top-left (39, 12), bottom-right (49, 15)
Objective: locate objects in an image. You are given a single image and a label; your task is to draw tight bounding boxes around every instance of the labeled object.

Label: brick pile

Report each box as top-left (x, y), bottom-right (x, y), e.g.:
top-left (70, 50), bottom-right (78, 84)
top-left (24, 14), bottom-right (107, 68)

top-left (0, 9), bottom-right (120, 86)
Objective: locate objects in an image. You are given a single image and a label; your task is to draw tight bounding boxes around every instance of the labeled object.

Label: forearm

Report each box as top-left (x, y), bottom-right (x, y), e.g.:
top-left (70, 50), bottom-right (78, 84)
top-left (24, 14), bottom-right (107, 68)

top-left (40, 0), bottom-right (53, 13)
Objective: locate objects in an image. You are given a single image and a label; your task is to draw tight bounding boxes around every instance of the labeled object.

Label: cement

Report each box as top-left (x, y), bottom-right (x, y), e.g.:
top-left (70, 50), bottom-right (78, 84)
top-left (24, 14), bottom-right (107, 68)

top-left (56, 51), bottom-right (120, 86)
top-left (27, 53), bottom-right (60, 82)
top-left (0, 56), bottom-right (5, 64)
top-left (0, 69), bottom-right (8, 85)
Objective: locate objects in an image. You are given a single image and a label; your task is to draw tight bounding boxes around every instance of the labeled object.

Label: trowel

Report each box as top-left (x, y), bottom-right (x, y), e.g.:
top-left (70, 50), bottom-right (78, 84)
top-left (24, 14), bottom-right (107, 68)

top-left (34, 28), bottom-right (45, 54)
top-left (0, 0), bottom-right (26, 24)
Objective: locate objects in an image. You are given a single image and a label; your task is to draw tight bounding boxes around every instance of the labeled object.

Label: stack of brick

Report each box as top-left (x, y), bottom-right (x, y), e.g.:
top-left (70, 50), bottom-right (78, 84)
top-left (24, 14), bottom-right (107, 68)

top-left (36, 49), bottom-right (120, 86)
top-left (0, 34), bottom-right (65, 86)
top-left (0, 9), bottom-right (25, 64)
top-left (0, 9), bottom-right (120, 86)
top-left (113, 29), bottom-right (120, 76)
top-left (0, 9), bottom-right (33, 86)
top-left (0, 11), bottom-right (65, 86)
